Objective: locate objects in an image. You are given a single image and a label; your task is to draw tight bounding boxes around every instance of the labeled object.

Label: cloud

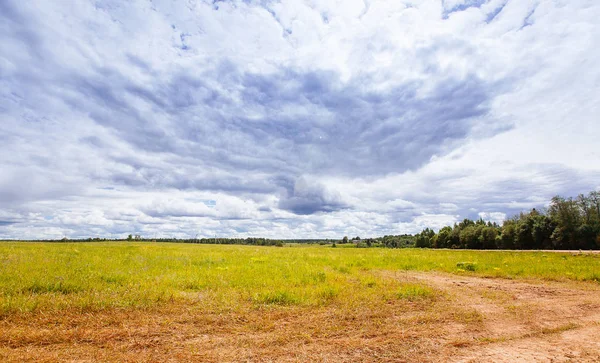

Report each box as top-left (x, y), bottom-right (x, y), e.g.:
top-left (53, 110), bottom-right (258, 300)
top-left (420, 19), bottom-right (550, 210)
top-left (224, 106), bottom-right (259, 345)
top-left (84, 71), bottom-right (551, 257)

top-left (478, 211), bottom-right (507, 224)
top-left (0, 0), bottom-right (599, 238)
top-left (278, 177), bottom-right (348, 215)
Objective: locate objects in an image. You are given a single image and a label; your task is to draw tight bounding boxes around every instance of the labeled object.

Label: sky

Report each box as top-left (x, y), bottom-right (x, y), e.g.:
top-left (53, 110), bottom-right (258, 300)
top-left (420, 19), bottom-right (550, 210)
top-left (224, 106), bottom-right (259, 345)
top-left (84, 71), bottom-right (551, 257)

top-left (1, 0), bottom-right (599, 240)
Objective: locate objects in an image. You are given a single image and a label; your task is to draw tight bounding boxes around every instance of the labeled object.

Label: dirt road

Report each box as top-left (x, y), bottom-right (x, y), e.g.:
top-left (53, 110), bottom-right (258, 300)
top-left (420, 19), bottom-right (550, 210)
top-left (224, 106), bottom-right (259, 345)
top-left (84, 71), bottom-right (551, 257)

top-left (402, 272), bottom-right (600, 362)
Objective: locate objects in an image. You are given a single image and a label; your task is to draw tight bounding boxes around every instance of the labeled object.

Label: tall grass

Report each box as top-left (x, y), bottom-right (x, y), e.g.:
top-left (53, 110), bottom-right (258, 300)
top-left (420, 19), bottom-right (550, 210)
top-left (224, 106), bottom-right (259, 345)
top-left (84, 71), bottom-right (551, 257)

top-left (0, 242), bottom-right (597, 315)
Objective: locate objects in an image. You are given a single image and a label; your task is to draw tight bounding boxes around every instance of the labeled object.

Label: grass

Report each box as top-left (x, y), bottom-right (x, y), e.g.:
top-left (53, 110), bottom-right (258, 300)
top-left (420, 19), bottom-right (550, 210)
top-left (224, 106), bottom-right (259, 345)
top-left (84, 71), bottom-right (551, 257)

top-left (0, 242), bottom-right (599, 315)
top-left (2, 242), bottom-right (600, 362)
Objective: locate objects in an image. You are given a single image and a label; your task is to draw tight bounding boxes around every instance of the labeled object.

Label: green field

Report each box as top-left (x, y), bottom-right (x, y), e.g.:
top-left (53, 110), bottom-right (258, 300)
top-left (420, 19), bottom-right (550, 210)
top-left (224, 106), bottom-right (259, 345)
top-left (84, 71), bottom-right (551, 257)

top-left (1, 242), bottom-right (599, 315)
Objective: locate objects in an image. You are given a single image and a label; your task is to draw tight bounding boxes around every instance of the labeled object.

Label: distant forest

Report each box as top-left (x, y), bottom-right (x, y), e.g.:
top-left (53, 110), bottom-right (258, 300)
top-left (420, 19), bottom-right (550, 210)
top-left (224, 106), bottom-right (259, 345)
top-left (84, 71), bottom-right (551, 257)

top-left (8, 191), bottom-right (599, 251)
top-left (413, 190), bottom-right (600, 250)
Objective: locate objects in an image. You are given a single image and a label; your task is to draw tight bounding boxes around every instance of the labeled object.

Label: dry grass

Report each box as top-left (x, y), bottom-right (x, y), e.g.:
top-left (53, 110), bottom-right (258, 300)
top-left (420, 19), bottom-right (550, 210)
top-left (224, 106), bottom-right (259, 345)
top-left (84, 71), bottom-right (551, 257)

top-left (2, 272), bottom-right (600, 362)
top-left (0, 297), bottom-right (463, 362)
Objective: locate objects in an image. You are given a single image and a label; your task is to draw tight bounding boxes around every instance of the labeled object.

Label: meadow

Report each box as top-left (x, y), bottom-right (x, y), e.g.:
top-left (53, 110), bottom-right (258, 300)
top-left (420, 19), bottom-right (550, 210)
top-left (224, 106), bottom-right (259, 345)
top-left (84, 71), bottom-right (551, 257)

top-left (1, 242), bottom-right (600, 361)
top-left (1, 242), bottom-right (599, 315)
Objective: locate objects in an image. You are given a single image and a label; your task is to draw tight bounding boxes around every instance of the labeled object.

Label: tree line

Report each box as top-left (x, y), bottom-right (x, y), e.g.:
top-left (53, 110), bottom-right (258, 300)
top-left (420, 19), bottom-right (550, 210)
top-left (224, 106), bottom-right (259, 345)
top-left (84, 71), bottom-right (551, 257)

top-left (336, 235), bottom-right (416, 248)
top-left (19, 237), bottom-right (336, 247)
top-left (9, 191), bottom-right (598, 250)
top-left (413, 191), bottom-right (600, 250)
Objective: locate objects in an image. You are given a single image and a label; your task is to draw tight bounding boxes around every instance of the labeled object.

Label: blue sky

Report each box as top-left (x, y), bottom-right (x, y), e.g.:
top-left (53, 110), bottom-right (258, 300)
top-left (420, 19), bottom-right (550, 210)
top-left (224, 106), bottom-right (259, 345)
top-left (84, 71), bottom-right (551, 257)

top-left (1, 0), bottom-right (599, 239)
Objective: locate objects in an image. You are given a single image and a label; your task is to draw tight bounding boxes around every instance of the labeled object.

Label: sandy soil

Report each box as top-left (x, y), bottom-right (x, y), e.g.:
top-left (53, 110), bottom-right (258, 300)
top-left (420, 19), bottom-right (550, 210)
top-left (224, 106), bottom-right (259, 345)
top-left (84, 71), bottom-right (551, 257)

top-left (400, 272), bottom-right (600, 362)
top-left (1, 272), bottom-right (599, 362)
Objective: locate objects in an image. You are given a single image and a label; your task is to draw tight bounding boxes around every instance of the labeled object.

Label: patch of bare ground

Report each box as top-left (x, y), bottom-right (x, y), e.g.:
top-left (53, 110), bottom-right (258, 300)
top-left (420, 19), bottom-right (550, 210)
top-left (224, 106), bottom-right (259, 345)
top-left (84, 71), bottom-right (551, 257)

top-left (390, 271), bottom-right (600, 362)
top-left (2, 272), bottom-right (600, 362)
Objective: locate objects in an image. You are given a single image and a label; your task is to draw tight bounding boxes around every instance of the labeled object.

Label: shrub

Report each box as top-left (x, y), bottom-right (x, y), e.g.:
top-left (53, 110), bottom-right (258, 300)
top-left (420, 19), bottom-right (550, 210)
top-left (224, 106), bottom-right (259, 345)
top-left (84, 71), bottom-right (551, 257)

top-left (456, 261), bottom-right (477, 271)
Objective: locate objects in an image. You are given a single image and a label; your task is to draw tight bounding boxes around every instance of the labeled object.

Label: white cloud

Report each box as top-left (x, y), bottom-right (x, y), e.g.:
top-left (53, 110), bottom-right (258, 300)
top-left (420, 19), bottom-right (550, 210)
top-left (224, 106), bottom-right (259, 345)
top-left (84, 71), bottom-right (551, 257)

top-left (478, 211), bottom-right (507, 224)
top-left (0, 0), bottom-right (599, 239)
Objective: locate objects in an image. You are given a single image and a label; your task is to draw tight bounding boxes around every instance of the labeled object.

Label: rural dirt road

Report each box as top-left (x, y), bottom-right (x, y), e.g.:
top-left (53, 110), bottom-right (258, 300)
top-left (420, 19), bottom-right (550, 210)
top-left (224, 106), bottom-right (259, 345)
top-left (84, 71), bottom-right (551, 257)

top-left (1, 272), bottom-right (600, 362)
top-left (401, 272), bottom-right (600, 362)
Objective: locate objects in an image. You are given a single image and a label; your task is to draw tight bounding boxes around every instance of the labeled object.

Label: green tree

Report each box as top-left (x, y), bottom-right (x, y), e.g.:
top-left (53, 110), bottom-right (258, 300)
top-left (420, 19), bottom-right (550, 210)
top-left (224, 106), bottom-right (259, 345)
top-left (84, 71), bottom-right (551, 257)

top-left (530, 213), bottom-right (554, 249)
top-left (459, 226), bottom-right (480, 249)
top-left (458, 219), bottom-right (475, 230)
top-left (549, 196), bottom-right (581, 249)
top-left (577, 224), bottom-right (597, 249)
top-left (450, 225), bottom-right (462, 248)
top-left (479, 226), bottom-right (498, 249)
top-left (499, 220), bottom-right (517, 249)
top-left (588, 191), bottom-right (600, 221)
top-left (435, 226), bottom-right (453, 248)
top-left (415, 228), bottom-right (435, 248)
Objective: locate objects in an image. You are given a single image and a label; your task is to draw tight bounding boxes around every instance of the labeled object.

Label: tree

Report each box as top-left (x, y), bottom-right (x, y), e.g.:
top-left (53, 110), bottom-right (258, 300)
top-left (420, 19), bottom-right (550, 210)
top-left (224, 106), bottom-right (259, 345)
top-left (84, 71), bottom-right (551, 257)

top-left (458, 219), bottom-right (475, 230)
top-left (450, 225), bottom-right (462, 248)
top-left (342, 236), bottom-right (348, 244)
top-left (578, 194), bottom-right (594, 224)
top-left (577, 224), bottom-right (597, 249)
top-left (127, 234), bottom-right (133, 241)
top-left (515, 213), bottom-right (534, 249)
top-left (376, 190), bottom-right (600, 251)
top-left (530, 214), bottom-right (554, 249)
top-left (589, 191), bottom-right (600, 220)
top-left (459, 225), bottom-right (481, 249)
top-left (499, 220), bottom-right (517, 249)
top-left (479, 226), bottom-right (498, 249)
top-left (549, 196), bottom-right (581, 249)
top-left (415, 228), bottom-right (435, 248)
top-left (435, 226), bottom-right (453, 248)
